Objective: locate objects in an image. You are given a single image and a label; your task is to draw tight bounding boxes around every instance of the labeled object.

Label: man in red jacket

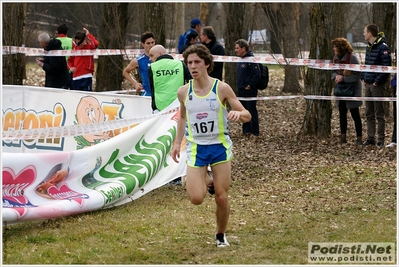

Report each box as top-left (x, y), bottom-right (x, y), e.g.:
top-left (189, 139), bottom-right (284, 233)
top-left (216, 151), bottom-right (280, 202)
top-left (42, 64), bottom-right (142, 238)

top-left (68, 27), bottom-right (99, 91)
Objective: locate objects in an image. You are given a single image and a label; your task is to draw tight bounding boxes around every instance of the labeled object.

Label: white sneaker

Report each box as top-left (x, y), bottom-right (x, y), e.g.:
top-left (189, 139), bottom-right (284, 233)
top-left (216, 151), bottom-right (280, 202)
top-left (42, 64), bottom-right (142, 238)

top-left (386, 142), bottom-right (397, 148)
top-left (216, 233), bottom-right (230, 247)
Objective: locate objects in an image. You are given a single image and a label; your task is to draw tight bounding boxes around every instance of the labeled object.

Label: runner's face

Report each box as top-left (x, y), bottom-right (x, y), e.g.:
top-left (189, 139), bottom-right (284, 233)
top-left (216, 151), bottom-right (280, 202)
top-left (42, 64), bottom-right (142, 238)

top-left (186, 53), bottom-right (208, 78)
top-left (142, 38), bottom-right (155, 53)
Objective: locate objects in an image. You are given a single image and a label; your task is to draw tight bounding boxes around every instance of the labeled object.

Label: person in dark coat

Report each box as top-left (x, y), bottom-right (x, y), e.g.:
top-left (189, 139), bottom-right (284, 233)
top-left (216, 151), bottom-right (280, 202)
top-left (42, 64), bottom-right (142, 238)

top-left (361, 23), bottom-right (391, 147)
top-left (36, 33), bottom-right (70, 89)
top-left (331, 37), bottom-right (363, 145)
top-left (200, 26), bottom-right (225, 81)
top-left (234, 39), bottom-right (262, 137)
top-left (180, 31), bottom-right (199, 54)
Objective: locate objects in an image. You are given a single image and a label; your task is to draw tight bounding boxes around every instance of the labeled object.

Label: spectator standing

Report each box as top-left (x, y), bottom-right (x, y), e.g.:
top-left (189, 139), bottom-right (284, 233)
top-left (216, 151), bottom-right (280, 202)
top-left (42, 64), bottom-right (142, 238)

top-left (200, 26), bottom-right (225, 81)
top-left (123, 32), bottom-right (155, 96)
top-left (331, 37), bottom-right (363, 145)
top-left (68, 27), bottom-right (99, 91)
top-left (177, 18), bottom-right (203, 54)
top-left (234, 39), bottom-right (261, 137)
top-left (361, 23), bottom-right (391, 147)
top-left (148, 44), bottom-right (192, 112)
top-left (55, 23), bottom-right (73, 89)
top-left (386, 72), bottom-right (397, 148)
top-left (180, 31), bottom-right (199, 54)
top-left (36, 33), bottom-right (69, 89)
top-left (170, 44), bottom-right (251, 247)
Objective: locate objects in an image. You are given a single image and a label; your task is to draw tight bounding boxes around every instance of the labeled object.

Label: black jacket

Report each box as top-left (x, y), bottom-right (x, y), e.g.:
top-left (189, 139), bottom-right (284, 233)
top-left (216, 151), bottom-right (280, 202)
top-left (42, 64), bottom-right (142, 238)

top-left (236, 51), bottom-right (261, 97)
top-left (203, 38), bottom-right (225, 81)
top-left (180, 39), bottom-right (193, 54)
top-left (361, 33), bottom-right (391, 85)
top-left (43, 39), bottom-right (70, 88)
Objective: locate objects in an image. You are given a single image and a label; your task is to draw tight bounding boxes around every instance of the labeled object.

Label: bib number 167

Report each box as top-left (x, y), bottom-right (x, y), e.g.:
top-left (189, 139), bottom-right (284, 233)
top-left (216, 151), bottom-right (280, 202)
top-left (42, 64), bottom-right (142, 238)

top-left (193, 121), bottom-right (214, 133)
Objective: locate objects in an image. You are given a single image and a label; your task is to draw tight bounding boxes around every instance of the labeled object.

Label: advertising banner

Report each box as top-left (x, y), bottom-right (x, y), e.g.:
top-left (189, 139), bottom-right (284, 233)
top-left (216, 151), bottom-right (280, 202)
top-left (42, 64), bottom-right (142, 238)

top-left (2, 86), bottom-right (187, 224)
top-left (2, 85), bottom-right (153, 153)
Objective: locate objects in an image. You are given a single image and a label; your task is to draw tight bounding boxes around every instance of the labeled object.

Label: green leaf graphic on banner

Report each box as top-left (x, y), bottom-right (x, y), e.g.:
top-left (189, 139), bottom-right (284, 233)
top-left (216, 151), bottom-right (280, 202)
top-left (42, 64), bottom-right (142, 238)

top-left (98, 126), bottom-right (176, 194)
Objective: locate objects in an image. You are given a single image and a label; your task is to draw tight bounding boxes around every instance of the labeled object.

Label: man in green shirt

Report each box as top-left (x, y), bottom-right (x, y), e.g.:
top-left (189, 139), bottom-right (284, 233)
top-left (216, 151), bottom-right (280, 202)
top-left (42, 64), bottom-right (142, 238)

top-left (148, 45), bottom-right (192, 112)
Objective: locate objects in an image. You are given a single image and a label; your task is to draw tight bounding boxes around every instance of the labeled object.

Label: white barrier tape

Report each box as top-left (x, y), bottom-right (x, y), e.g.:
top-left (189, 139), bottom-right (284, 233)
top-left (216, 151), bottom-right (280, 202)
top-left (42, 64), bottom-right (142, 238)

top-left (308, 63), bottom-right (396, 73)
top-left (2, 107), bottom-right (179, 140)
top-left (303, 95), bottom-right (396, 101)
top-left (4, 94), bottom-right (396, 140)
top-left (237, 96), bottom-right (302, 101)
top-left (3, 45), bottom-right (396, 73)
top-left (3, 46), bottom-right (286, 59)
top-left (0, 45), bottom-right (327, 65)
top-left (238, 95), bottom-right (396, 101)
top-left (2, 46), bottom-right (144, 58)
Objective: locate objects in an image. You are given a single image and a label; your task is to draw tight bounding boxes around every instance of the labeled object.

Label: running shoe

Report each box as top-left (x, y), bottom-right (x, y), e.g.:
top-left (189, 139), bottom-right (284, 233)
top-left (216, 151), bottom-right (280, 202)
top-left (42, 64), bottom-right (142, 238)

top-left (386, 142), bottom-right (397, 148)
top-left (216, 233), bottom-right (230, 247)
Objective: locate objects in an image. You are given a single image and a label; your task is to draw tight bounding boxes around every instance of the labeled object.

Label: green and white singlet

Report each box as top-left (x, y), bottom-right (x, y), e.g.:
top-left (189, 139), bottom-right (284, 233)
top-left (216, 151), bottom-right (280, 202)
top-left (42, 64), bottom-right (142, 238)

top-left (184, 79), bottom-right (233, 167)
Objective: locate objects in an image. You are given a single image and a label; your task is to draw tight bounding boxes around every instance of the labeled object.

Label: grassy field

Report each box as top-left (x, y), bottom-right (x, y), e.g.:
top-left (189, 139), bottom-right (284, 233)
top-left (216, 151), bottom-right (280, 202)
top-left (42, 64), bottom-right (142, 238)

top-left (3, 67), bottom-right (397, 265)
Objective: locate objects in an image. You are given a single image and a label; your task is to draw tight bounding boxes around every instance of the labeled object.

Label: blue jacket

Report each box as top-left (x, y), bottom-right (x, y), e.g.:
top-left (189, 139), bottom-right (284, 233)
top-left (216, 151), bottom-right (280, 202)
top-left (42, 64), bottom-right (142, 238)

top-left (236, 51), bottom-right (261, 97)
top-left (391, 73), bottom-right (397, 88)
top-left (178, 28), bottom-right (196, 54)
top-left (361, 33), bottom-right (391, 85)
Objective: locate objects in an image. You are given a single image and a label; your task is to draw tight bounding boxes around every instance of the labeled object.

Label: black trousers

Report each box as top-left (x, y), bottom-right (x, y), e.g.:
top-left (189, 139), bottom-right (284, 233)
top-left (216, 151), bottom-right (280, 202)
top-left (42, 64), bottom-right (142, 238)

top-left (338, 100), bottom-right (362, 137)
top-left (240, 100), bottom-right (259, 136)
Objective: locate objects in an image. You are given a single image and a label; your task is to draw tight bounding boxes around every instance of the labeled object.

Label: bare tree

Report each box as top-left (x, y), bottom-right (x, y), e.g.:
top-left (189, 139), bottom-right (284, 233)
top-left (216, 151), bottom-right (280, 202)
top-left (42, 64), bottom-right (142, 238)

top-left (372, 2), bottom-right (396, 53)
top-left (299, 3), bottom-right (345, 138)
top-left (200, 3), bottom-right (209, 25)
top-left (143, 3), bottom-right (165, 46)
top-left (174, 3), bottom-right (185, 48)
top-left (260, 3), bottom-right (282, 54)
top-left (258, 3), bottom-right (302, 94)
top-left (3, 3), bottom-right (27, 85)
top-left (280, 3), bottom-right (302, 94)
top-left (224, 3), bottom-right (247, 94)
top-left (96, 3), bottom-right (129, 92)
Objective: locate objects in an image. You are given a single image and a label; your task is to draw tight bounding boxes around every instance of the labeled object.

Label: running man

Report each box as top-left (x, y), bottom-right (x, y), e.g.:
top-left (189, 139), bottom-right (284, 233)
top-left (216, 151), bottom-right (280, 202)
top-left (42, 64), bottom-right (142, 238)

top-left (170, 44), bottom-right (251, 247)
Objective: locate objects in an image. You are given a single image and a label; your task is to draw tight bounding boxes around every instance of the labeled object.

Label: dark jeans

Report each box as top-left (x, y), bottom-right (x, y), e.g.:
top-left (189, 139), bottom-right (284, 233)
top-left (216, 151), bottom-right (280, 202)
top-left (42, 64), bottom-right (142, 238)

top-left (72, 77), bottom-right (93, 91)
top-left (62, 72), bottom-right (73, 89)
top-left (338, 100), bottom-right (362, 136)
top-left (364, 83), bottom-right (385, 142)
top-left (239, 100), bottom-right (259, 136)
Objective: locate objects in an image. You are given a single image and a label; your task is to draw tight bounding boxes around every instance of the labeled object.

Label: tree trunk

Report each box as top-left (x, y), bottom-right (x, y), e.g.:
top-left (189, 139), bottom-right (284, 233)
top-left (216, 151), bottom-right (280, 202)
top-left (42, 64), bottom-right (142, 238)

top-left (96, 3), bottom-right (129, 92)
top-left (200, 3), bottom-right (209, 25)
top-left (299, 3), bottom-right (345, 138)
top-left (260, 3), bottom-right (282, 54)
top-left (143, 3), bottom-right (165, 47)
top-left (175, 3), bottom-right (185, 48)
top-left (224, 3), bottom-right (246, 94)
top-left (2, 3), bottom-right (26, 85)
top-left (372, 2), bottom-right (396, 53)
top-left (280, 3), bottom-right (302, 94)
